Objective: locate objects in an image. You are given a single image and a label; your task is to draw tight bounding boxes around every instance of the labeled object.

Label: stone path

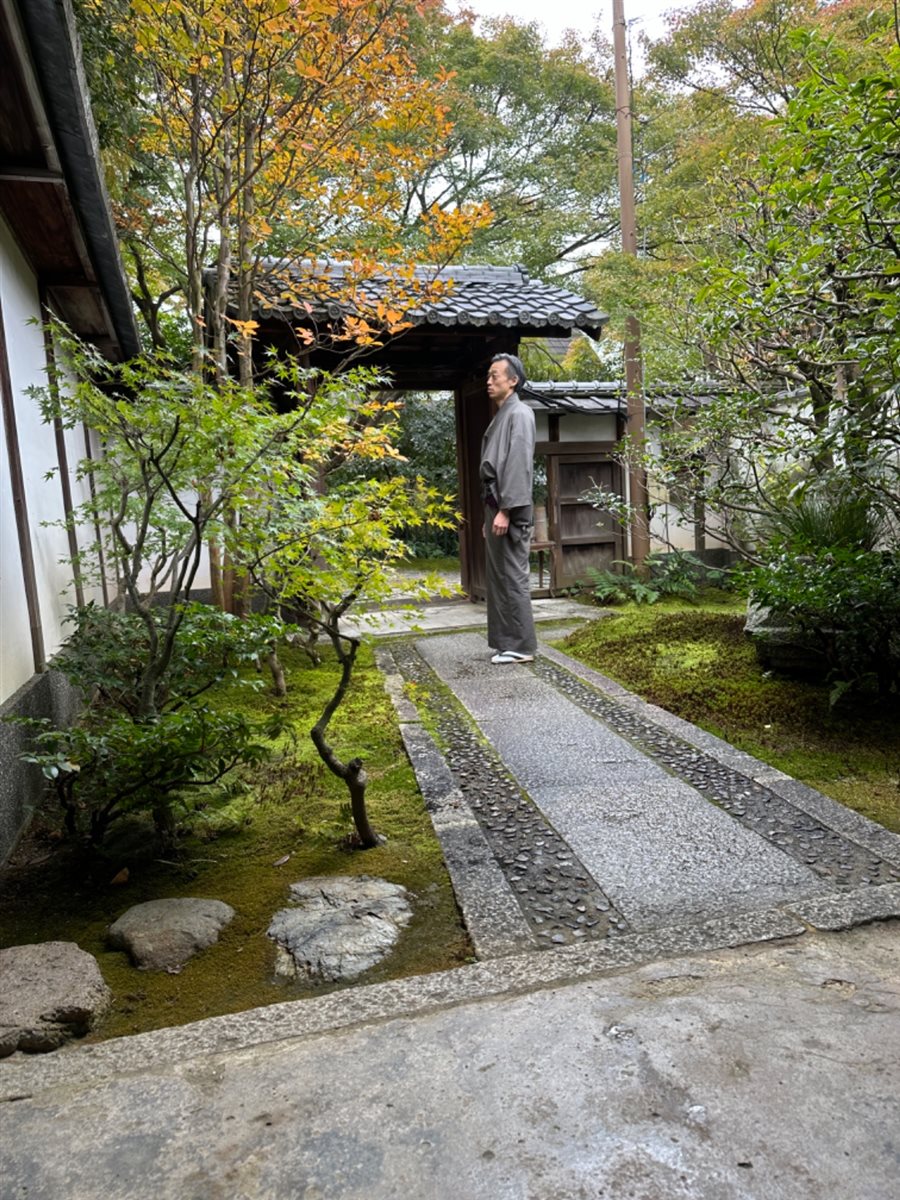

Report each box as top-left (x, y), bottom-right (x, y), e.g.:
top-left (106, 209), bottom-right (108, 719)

top-left (380, 627), bottom-right (900, 960)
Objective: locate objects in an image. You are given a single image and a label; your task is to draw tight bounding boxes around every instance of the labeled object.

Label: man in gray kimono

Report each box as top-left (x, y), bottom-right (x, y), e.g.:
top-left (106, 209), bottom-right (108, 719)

top-left (480, 353), bottom-right (537, 664)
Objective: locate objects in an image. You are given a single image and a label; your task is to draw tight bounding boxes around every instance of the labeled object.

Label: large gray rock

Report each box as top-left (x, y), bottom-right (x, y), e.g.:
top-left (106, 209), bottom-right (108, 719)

top-left (108, 898), bottom-right (235, 971)
top-left (0, 941), bottom-right (111, 1056)
top-left (268, 875), bottom-right (413, 983)
top-left (744, 599), bottom-right (830, 679)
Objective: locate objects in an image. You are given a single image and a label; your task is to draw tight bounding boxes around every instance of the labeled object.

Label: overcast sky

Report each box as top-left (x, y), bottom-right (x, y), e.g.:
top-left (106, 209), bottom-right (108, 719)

top-left (452, 0), bottom-right (690, 67)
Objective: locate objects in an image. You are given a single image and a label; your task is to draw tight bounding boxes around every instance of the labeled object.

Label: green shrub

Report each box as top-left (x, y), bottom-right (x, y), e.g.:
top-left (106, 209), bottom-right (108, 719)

top-left (585, 563), bottom-right (659, 605)
top-left (648, 550), bottom-right (732, 599)
top-left (18, 605), bottom-right (287, 847)
top-left (21, 706), bottom-right (270, 847)
top-left (749, 549), bottom-right (900, 700)
top-left (767, 490), bottom-right (885, 553)
top-left (585, 551), bottom-right (732, 606)
top-left (53, 602), bottom-right (286, 716)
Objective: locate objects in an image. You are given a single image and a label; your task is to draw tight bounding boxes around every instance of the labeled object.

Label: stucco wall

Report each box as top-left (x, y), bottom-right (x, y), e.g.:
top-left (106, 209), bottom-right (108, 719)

top-left (1, 217), bottom-right (105, 700)
top-left (1, 218), bottom-right (41, 698)
top-left (1, 216), bottom-right (97, 860)
top-left (558, 412), bottom-right (618, 443)
top-left (1, 214), bottom-right (107, 704)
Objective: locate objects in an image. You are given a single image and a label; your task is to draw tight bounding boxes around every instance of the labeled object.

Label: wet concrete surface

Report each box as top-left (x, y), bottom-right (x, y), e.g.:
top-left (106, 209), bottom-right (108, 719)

top-left (1, 924), bottom-right (898, 1200)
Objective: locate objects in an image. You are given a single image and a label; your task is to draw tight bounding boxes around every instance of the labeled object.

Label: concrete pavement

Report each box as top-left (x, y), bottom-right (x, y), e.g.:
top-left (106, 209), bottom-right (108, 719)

top-left (1, 923), bottom-right (898, 1199)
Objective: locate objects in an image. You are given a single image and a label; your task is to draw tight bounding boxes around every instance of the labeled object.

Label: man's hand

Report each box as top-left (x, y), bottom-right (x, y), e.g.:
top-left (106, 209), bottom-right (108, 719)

top-left (492, 509), bottom-right (510, 536)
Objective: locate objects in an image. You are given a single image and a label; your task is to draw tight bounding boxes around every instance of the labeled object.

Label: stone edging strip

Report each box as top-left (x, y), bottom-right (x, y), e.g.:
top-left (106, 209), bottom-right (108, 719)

top-left (377, 646), bottom-right (537, 959)
top-left (6, 894), bottom-right (894, 1103)
top-left (397, 723), bottom-right (538, 958)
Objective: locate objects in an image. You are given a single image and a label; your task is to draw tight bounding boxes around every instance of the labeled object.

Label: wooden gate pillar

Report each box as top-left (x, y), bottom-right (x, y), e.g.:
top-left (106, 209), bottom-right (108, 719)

top-left (455, 370), bottom-right (489, 600)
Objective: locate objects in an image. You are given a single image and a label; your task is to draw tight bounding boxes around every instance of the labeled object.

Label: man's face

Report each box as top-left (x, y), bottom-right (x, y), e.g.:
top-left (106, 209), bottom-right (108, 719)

top-left (486, 360), bottom-right (517, 404)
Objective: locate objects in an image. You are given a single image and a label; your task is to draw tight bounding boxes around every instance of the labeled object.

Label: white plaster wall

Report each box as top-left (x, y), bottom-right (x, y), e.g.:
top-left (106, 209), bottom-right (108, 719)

top-left (0, 216), bottom-right (104, 702)
top-left (80, 422), bottom-right (126, 601)
top-left (558, 413), bottom-right (617, 442)
top-left (649, 504), bottom-right (697, 552)
top-left (1, 216), bottom-right (46, 701)
top-left (1, 202), bottom-right (210, 710)
top-left (133, 487), bottom-right (212, 597)
top-left (533, 411), bottom-right (549, 442)
top-left (643, 424), bottom-right (730, 554)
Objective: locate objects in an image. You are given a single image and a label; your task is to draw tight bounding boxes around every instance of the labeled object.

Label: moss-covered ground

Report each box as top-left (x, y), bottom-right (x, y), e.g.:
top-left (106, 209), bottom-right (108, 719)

top-left (556, 598), bottom-right (900, 835)
top-left (0, 645), bottom-right (471, 1040)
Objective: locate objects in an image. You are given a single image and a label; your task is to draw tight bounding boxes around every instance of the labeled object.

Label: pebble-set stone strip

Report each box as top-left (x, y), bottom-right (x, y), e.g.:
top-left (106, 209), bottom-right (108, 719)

top-left (390, 642), bottom-right (629, 947)
top-left (533, 656), bottom-right (900, 892)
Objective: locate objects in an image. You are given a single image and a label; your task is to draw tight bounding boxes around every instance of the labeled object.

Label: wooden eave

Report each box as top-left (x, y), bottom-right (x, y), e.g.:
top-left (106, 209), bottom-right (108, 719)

top-left (247, 273), bottom-right (607, 392)
top-left (0, 0), bottom-right (139, 361)
top-left (253, 316), bottom-right (566, 392)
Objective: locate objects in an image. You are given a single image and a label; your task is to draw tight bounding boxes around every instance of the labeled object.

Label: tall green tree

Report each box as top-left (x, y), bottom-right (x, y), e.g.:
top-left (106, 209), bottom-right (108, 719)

top-left (643, 40), bottom-right (900, 554)
top-left (586, 0), bottom-right (897, 384)
top-left (404, 12), bottom-right (619, 276)
top-left (647, 0), bottom-right (895, 115)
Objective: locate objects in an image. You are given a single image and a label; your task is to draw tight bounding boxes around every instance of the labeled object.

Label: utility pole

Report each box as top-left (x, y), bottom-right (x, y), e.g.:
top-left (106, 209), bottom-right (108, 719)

top-left (612, 0), bottom-right (650, 570)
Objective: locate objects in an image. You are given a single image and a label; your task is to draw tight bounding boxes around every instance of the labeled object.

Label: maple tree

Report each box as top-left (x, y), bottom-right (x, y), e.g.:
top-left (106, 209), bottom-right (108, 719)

top-left (82, 0), bottom-right (490, 374)
top-left (30, 1), bottom-right (488, 849)
top-left (30, 328), bottom-right (454, 847)
top-left (72, 0), bottom-right (491, 613)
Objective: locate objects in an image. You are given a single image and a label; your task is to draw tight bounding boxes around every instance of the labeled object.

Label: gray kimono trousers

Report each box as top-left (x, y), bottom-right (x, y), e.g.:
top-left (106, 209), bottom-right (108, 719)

top-left (479, 393), bottom-right (537, 655)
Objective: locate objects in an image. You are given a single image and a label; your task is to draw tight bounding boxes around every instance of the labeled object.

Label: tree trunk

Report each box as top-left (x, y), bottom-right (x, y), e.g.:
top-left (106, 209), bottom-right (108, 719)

top-left (152, 801), bottom-right (177, 851)
top-left (232, 568), bottom-right (250, 618)
top-left (346, 757), bottom-right (377, 847)
top-left (186, 69), bottom-right (204, 375)
top-left (209, 536), bottom-right (224, 609)
top-left (309, 631), bottom-right (380, 848)
top-left (268, 648), bottom-right (286, 697)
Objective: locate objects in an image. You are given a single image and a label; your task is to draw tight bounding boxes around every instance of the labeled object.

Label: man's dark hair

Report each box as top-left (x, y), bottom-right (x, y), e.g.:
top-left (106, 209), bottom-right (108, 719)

top-left (491, 352), bottom-right (526, 391)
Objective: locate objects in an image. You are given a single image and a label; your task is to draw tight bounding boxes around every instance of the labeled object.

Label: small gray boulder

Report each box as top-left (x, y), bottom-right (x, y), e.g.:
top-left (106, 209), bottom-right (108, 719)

top-left (268, 875), bottom-right (412, 983)
top-left (744, 599), bottom-right (829, 679)
top-left (0, 941), bottom-right (111, 1056)
top-left (108, 898), bottom-right (235, 971)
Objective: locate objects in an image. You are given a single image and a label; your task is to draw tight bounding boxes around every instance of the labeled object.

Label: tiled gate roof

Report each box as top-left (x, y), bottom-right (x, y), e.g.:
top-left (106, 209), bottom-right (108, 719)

top-left (251, 261), bottom-right (607, 337)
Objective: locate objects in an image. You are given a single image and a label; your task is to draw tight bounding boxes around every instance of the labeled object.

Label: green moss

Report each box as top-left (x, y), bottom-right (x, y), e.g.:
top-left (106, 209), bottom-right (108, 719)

top-left (401, 554), bottom-right (459, 574)
top-left (556, 602), bottom-right (900, 834)
top-left (0, 644), bottom-right (471, 1040)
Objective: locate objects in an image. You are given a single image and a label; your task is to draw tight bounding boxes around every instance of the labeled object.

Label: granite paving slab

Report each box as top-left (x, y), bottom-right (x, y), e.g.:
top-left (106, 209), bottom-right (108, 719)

top-left (389, 641), bottom-right (627, 949)
top-left (340, 596), bottom-right (590, 639)
top-left (529, 782), bottom-right (823, 931)
top-left (414, 632), bottom-right (830, 931)
top-left (532, 653), bottom-right (900, 891)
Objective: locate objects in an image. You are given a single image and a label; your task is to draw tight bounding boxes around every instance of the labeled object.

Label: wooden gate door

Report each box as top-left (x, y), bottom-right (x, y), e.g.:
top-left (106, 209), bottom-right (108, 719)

top-left (546, 451), bottom-right (625, 591)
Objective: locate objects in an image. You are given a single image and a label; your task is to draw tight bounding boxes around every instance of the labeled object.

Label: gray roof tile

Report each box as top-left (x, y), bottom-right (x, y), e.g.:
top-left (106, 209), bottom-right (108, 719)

top-left (250, 260), bottom-right (607, 336)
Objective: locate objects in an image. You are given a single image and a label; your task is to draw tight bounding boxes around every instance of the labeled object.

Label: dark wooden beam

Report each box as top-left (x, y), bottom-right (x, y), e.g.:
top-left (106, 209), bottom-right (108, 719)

top-left (41, 290), bottom-right (84, 608)
top-left (535, 440), bottom-right (618, 456)
top-left (0, 166), bottom-right (64, 183)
